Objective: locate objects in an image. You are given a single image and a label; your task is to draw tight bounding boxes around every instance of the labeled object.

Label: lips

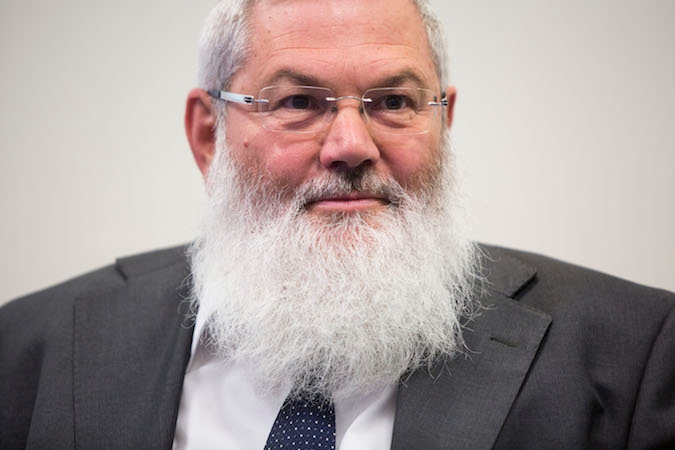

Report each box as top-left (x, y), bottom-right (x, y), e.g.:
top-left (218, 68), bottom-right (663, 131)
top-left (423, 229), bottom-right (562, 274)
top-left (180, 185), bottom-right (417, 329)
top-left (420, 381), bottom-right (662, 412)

top-left (306, 192), bottom-right (390, 213)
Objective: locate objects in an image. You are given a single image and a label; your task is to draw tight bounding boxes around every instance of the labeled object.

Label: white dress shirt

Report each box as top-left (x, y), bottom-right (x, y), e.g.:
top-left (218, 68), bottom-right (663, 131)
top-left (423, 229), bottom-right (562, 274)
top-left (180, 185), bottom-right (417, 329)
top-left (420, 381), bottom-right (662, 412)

top-left (172, 312), bottom-right (397, 449)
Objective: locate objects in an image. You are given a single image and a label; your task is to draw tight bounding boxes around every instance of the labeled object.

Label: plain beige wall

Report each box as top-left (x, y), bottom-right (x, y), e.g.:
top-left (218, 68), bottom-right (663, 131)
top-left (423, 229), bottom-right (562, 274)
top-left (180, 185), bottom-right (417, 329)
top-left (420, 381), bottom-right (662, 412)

top-left (1, 0), bottom-right (673, 305)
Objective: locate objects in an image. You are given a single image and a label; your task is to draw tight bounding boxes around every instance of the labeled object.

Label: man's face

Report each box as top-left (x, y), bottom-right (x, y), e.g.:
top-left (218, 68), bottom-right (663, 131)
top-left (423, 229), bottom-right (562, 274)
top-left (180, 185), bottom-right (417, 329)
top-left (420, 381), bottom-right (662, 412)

top-left (222, 0), bottom-right (452, 221)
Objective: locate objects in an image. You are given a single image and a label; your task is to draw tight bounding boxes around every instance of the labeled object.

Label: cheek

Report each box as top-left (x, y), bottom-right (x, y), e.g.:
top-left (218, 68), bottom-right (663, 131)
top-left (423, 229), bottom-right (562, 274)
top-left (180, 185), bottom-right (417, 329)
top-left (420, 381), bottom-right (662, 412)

top-left (233, 130), bottom-right (321, 188)
top-left (380, 134), bottom-right (442, 189)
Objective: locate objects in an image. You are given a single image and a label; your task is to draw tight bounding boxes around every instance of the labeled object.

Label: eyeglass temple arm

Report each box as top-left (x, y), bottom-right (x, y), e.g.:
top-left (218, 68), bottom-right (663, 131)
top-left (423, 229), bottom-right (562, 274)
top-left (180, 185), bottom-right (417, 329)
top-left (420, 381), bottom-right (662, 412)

top-left (207, 90), bottom-right (269, 105)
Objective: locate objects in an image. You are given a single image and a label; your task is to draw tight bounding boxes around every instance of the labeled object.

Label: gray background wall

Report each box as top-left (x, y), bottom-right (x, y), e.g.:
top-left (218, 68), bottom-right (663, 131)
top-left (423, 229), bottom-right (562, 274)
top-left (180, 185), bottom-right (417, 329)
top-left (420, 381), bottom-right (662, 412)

top-left (1, 0), bottom-right (673, 305)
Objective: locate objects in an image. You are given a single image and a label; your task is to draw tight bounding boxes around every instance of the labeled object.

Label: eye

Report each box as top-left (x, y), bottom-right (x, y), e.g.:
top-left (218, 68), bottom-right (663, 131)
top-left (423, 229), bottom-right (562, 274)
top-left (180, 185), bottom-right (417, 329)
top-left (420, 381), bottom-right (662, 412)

top-left (383, 95), bottom-right (408, 110)
top-left (367, 91), bottom-right (419, 112)
top-left (281, 94), bottom-right (315, 110)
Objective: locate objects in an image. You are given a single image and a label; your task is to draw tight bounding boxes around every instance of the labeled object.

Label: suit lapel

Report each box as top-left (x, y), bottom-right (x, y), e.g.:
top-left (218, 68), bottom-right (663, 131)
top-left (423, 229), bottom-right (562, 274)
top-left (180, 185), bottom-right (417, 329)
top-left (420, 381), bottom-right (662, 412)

top-left (392, 247), bottom-right (552, 449)
top-left (73, 258), bottom-right (194, 449)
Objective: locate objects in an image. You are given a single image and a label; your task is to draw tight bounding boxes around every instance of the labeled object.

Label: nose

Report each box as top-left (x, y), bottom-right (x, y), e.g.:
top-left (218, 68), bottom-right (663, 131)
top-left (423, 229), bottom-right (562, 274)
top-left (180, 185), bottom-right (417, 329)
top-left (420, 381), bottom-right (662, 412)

top-left (319, 103), bottom-right (380, 171)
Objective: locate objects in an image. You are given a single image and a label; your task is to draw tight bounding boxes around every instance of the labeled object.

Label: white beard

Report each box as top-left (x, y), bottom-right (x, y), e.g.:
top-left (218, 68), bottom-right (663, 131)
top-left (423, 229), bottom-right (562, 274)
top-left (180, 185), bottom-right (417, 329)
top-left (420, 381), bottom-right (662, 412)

top-left (188, 128), bottom-right (480, 400)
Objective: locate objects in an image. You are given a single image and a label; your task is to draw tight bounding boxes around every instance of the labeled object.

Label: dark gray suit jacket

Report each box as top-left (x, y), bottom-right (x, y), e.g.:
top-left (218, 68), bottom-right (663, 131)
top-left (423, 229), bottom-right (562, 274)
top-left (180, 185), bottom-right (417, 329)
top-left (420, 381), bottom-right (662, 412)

top-left (1, 245), bottom-right (674, 449)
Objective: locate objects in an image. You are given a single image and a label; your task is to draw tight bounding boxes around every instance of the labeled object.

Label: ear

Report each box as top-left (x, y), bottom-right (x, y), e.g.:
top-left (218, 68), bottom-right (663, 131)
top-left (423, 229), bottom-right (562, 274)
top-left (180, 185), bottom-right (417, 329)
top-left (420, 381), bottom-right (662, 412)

top-left (443, 85), bottom-right (457, 129)
top-left (185, 88), bottom-right (217, 179)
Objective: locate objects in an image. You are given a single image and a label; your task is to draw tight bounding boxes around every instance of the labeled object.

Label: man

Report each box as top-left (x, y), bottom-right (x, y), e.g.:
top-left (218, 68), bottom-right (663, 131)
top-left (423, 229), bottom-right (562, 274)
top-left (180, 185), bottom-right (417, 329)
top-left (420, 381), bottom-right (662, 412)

top-left (1, 0), bottom-right (673, 448)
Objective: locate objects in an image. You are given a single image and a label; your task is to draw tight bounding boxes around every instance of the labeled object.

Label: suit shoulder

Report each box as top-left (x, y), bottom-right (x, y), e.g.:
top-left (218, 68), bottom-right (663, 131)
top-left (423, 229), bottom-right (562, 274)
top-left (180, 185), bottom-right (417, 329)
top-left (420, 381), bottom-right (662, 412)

top-left (479, 243), bottom-right (674, 325)
top-left (481, 243), bottom-right (673, 298)
top-left (0, 245), bottom-right (188, 335)
top-left (115, 244), bottom-right (188, 279)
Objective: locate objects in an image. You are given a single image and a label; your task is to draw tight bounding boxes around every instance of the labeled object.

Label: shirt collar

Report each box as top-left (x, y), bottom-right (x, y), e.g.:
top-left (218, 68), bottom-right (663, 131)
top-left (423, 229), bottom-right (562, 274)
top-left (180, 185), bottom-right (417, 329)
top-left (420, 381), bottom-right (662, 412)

top-left (187, 306), bottom-right (210, 366)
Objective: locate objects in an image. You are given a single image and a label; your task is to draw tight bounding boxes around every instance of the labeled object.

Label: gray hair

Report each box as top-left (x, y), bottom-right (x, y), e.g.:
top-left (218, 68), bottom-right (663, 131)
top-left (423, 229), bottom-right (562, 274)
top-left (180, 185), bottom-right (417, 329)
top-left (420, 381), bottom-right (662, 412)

top-left (197, 0), bottom-right (450, 111)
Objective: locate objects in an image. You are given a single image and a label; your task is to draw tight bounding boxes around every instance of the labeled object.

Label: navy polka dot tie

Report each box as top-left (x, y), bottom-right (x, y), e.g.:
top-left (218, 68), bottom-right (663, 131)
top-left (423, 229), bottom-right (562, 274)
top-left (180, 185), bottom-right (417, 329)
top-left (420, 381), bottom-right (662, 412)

top-left (264, 393), bottom-right (336, 450)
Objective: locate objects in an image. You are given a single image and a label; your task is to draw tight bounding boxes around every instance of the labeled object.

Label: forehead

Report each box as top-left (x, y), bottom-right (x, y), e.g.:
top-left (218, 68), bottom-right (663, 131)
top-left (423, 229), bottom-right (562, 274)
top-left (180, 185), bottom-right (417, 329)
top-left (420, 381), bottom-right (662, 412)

top-left (235, 0), bottom-right (438, 90)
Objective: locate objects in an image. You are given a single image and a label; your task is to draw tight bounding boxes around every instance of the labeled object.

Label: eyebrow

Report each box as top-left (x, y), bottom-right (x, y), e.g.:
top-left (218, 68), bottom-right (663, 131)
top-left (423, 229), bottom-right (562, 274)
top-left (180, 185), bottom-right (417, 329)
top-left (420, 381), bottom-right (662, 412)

top-left (263, 68), bottom-right (431, 90)
top-left (373, 70), bottom-right (429, 89)
top-left (265, 69), bottom-right (322, 87)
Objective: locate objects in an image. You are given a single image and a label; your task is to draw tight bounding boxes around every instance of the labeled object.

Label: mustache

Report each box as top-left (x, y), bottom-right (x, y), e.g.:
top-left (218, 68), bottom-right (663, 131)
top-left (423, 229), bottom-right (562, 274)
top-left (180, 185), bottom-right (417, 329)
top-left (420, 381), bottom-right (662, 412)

top-left (292, 169), bottom-right (407, 208)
